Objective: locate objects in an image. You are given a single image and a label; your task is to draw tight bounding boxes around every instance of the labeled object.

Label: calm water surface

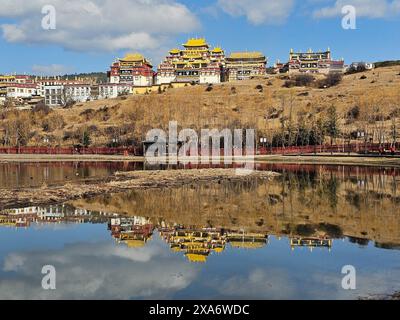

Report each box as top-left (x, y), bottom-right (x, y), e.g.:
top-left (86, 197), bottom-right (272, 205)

top-left (0, 163), bottom-right (399, 299)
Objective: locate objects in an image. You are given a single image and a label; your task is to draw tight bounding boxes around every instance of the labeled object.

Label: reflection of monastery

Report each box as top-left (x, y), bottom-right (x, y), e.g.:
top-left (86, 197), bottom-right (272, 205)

top-left (1, 206), bottom-right (334, 257)
top-left (160, 227), bottom-right (226, 263)
top-left (159, 227), bottom-right (271, 263)
top-left (108, 217), bottom-right (154, 248)
top-left (0, 205), bottom-right (116, 227)
top-left (290, 237), bottom-right (332, 252)
top-left (226, 231), bottom-right (268, 249)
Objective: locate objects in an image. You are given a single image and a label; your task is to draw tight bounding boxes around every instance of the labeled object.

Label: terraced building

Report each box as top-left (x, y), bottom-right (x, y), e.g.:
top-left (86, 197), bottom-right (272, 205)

top-left (157, 38), bottom-right (226, 84)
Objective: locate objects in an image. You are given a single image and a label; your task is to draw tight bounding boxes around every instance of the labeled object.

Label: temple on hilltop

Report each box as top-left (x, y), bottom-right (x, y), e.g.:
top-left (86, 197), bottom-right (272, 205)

top-left (108, 53), bottom-right (154, 86)
top-left (225, 52), bottom-right (267, 81)
top-left (157, 38), bottom-right (226, 85)
top-left (288, 48), bottom-right (344, 74)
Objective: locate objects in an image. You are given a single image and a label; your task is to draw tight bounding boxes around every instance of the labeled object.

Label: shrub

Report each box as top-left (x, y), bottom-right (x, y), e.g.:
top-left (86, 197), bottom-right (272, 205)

top-left (42, 114), bottom-right (65, 132)
top-left (265, 107), bottom-right (282, 120)
top-left (64, 100), bottom-right (76, 108)
top-left (283, 80), bottom-right (295, 88)
top-left (63, 131), bottom-right (73, 141)
top-left (79, 108), bottom-right (95, 121)
top-left (294, 74), bottom-right (315, 87)
top-left (317, 73), bottom-right (343, 88)
top-left (32, 102), bottom-right (51, 115)
top-left (346, 106), bottom-right (360, 121)
top-left (283, 74), bottom-right (314, 88)
top-left (297, 92), bottom-right (309, 97)
top-left (346, 64), bottom-right (366, 74)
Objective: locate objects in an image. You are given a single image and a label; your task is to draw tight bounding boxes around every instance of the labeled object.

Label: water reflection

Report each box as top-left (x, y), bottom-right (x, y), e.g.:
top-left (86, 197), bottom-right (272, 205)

top-left (0, 161), bottom-right (144, 188)
top-left (0, 164), bottom-right (399, 299)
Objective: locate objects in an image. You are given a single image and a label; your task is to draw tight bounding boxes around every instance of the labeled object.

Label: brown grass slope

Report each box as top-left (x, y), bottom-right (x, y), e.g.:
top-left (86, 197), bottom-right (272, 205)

top-left (1, 66), bottom-right (399, 147)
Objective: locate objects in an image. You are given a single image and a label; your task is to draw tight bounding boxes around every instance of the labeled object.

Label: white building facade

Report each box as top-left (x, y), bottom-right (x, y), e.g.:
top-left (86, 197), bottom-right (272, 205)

top-left (6, 83), bottom-right (39, 99)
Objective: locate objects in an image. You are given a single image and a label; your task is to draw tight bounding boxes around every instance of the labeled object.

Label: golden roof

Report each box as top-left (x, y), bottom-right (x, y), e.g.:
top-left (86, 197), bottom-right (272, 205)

top-left (229, 241), bottom-right (265, 249)
top-left (169, 48), bottom-right (180, 54)
top-left (120, 53), bottom-right (145, 62)
top-left (212, 47), bottom-right (223, 53)
top-left (186, 253), bottom-right (208, 263)
top-left (229, 52), bottom-right (265, 59)
top-left (125, 240), bottom-right (145, 248)
top-left (0, 222), bottom-right (15, 227)
top-left (183, 38), bottom-right (208, 47)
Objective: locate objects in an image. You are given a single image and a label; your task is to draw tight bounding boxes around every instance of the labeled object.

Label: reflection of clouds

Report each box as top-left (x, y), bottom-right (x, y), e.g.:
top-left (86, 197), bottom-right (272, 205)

top-left (0, 237), bottom-right (199, 300)
top-left (208, 267), bottom-right (400, 300)
top-left (312, 269), bottom-right (400, 299)
top-left (3, 255), bottom-right (26, 272)
top-left (211, 268), bottom-right (297, 299)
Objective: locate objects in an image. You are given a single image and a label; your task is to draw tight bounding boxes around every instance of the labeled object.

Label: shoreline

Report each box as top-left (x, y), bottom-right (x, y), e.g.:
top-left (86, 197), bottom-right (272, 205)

top-left (255, 154), bottom-right (400, 167)
top-left (1, 153), bottom-right (400, 167)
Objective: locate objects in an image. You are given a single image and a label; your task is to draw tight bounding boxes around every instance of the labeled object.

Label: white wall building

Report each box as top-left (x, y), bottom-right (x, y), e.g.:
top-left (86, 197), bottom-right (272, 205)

top-left (44, 85), bottom-right (65, 106)
top-left (6, 83), bottom-right (39, 99)
top-left (199, 66), bottom-right (222, 84)
top-left (98, 83), bottom-right (132, 99)
top-left (44, 83), bottom-right (134, 106)
top-left (64, 84), bottom-right (92, 103)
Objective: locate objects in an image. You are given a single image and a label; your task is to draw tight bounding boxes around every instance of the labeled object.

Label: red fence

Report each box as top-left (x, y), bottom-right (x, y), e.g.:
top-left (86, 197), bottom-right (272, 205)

top-left (0, 143), bottom-right (398, 156)
top-left (258, 143), bottom-right (400, 156)
top-left (0, 146), bottom-right (138, 156)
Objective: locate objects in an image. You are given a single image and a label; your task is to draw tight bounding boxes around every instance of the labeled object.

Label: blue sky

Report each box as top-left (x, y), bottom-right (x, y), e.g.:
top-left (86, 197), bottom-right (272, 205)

top-left (0, 0), bottom-right (399, 75)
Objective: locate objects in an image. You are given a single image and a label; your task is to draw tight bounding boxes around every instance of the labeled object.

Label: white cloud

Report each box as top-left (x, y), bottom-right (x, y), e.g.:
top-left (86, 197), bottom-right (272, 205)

top-left (213, 268), bottom-right (297, 299)
top-left (217, 0), bottom-right (295, 25)
top-left (313, 0), bottom-right (400, 18)
top-left (0, 237), bottom-right (199, 299)
top-left (0, 0), bottom-right (200, 52)
top-left (32, 64), bottom-right (74, 76)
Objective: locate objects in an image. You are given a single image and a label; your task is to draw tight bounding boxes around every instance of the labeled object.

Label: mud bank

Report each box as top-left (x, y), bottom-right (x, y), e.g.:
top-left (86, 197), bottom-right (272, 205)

top-left (0, 169), bottom-right (279, 209)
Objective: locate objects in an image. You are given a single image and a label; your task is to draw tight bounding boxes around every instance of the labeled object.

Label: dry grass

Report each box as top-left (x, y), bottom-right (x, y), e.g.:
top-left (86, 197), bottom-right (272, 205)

top-left (1, 66), bottom-right (400, 146)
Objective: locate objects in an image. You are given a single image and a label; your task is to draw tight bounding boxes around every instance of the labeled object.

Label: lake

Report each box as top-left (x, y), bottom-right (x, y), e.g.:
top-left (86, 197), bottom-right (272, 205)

top-left (0, 163), bottom-right (399, 299)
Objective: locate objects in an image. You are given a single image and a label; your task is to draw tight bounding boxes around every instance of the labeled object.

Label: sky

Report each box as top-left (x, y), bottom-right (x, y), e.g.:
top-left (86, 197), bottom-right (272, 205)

top-left (0, 0), bottom-right (399, 75)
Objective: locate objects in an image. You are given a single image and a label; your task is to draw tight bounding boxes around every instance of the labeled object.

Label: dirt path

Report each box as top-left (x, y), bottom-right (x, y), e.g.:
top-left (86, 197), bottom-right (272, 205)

top-left (1, 153), bottom-right (400, 167)
top-left (0, 154), bottom-right (145, 162)
top-left (255, 155), bottom-right (400, 167)
top-left (0, 169), bottom-right (279, 210)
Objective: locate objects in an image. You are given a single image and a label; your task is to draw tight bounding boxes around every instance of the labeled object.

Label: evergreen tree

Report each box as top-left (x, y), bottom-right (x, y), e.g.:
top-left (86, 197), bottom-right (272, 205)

top-left (325, 105), bottom-right (340, 146)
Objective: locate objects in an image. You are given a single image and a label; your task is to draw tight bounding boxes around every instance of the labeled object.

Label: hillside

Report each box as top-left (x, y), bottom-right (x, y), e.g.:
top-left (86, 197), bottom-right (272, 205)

top-left (1, 66), bottom-right (399, 148)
